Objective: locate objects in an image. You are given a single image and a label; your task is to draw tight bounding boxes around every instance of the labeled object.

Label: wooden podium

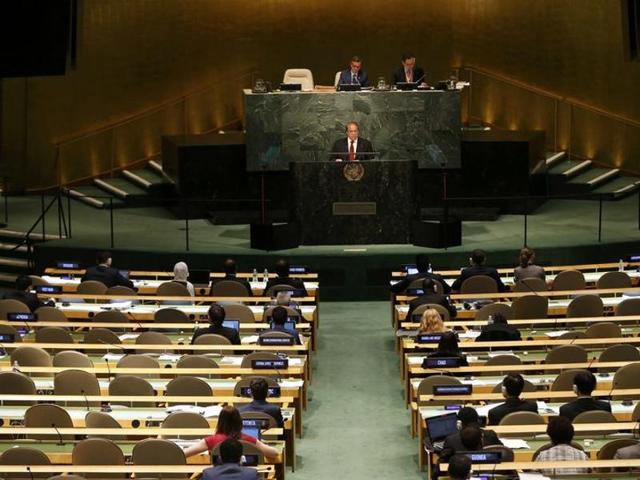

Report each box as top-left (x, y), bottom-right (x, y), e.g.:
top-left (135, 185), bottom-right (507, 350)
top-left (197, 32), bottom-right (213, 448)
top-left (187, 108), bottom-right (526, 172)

top-left (290, 160), bottom-right (417, 245)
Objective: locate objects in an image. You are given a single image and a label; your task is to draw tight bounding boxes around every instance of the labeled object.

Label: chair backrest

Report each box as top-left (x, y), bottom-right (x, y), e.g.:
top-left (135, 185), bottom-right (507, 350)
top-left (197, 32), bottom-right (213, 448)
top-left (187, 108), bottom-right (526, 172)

top-left (0, 323), bottom-right (22, 343)
top-left (632, 402), bottom-right (640, 422)
top-left (615, 298), bottom-right (640, 316)
top-left (105, 285), bottom-right (137, 296)
top-left (153, 307), bottom-right (190, 323)
top-left (513, 277), bottom-right (548, 292)
top-left (599, 344), bottom-right (640, 363)
top-left (483, 444), bottom-right (515, 462)
top-left (210, 280), bottom-right (251, 297)
top-left (47, 476), bottom-right (87, 480)
top-left (567, 295), bottom-right (604, 318)
top-left (77, 280), bottom-right (108, 295)
top-left (460, 275), bottom-right (498, 294)
top-left (165, 376), bottom-right (212, 398)
top-left (485, 355), bottom-right (522, 367)
top-left (132, 438), bottom-right (186, 466)
top-left (491, 378), bottom-right (536, 394)
top-left (0, 299), bottom-right (30, 321)
top-left (176, 354), bottom-right (219, 377)
top-left (211, 440), bottom-right (264, 466)
top-left (596, 271), bottom-right (632, 290)
top-left (233, 376), bottom-right (279, 396)
top-left (498, 411), bottom-right (545, 437)
top-left (83, 328), bottom-right (122, 353)
top-left (135, 331), bottom-right (173, 354)
top-left (573, 410), bottom-right (618, 435)
top-left (157, 281), bottom-right (191, 297)
top-left (412, 303), bottom-right (450, 322)
top-left (511, 295), bottom-right (548, 320)
top-left (25, 403), bottom-right (73, 440)
top-left (115, 354), bottom-right (159, 375)
top-left (262, 305), bottom-right (301, 322)
top-left (223, 303), bottom-right (257, 324)
top-left (557, 331), bottom-right (587, 340)
top-left (613, 362), bottom-right (640, 399)
top-left (0, 371), bottom-right (37, 405)
top-left (35, 326), bottom-right (74, 346)
top-left (10, 346), bottom-right (52, 375)
top-left (597, 438), bottom-right (639, 460)
top-left (282, 68), bottom-right (314, 91)
top-left (241, 352), bottom-right (280, 368)
top-left (416, 375), bottom-right (462, 406)
top-left (585, 321), bottom-right (622, 338)
top-left (53, 350), bottom-right (94, 368)
top-left (161, 412), bottom-right (210, 439)
top-left (551, 270), bottom-right (586, 291)
top-left (34, 306), bottom-right (67, 322)
top-left (193, 333), bottom-right (232, 347)
top-left (407, 278), bottom-right (445, 294)
top-left (0, 446), bottom-right (51, 479)
top-left (264, 283), bottom-right (299, 298)
top-left (475, 303), bottom-right (514, 320)
top-left (240, 410), bottom-right (277, 429)
top-left (108, 375), bottom-right (155, 407)
top-left (91, 310), bottom-right (128, 324)
top-left (72, 438), bottom-right (125, 478)
top-left (550, 369), bottom-right (591, 393)
top-left (54, 369), bottom-right (101, 406)
top-left (84, 411), bottom-right (124, 440)
top-left (545, 345), bottom-right (588, 364)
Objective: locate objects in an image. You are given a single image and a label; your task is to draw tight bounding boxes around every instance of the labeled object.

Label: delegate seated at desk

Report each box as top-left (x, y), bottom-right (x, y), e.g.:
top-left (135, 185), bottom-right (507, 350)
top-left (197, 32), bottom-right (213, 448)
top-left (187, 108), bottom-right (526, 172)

top-left (439, 407), bottom-right (501, 463)
top-left (336, 55), bottom-right (369, 87)
top-left (82, 250), bottom-right (135, 289)
top-left (451, 249), bottom-right (507, 293)
top-left (487, 373), bottom-right (538, 425)
top-left (392, 53), bottom-right (426, 85)
top-left (210, 258), bottom-right (253, 296)
top-left (238, 378), bottom-right (284, 428)
top-left (474, 313), bottom-right (520, 342)
top-left (3, 275), bottom-right (51, 312)
top-left (201, 438), bottom-right (259, 480)
top-left (264, 258), bottom-right (308, 296)
top-left (191, 304), bottom-right (241, 345)
top-left (407, 278), bottom-right (457, 319)
top-left (329, 121), bottom-right (374, 162)
top-left (559, 371), bottom-right (611, 421)
top-left (534, 416), bottom-right (588, 475)
top-left (390, 254), bottom-right (451, 295)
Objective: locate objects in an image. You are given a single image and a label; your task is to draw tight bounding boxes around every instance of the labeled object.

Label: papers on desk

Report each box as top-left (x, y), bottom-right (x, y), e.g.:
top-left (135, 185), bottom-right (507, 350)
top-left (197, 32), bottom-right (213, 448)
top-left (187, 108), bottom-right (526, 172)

top-left (499, 438), bottom-right (530, 449)
top-left (241, 335), bottom-right (259, 344)
top-left (536, 401), bottom-right (558, 415)
top-left (458, 330), bottom-right (481, 340)
top-left (487, 351), bottom-right (514, 358)
top-left (102, 353), bottom-right (125, 361)
top-left (118, 333), bottom-right (139, 341)
top-left (545, 330), bottom-right (570, 338)
top-left (166, 405), bottom-right (221, 417)
top-left (110, 301), bottom-right (132, 309)
top-left (516, 474), bottom-right (551, 480)
top-left (158, 353), bottom-right (182, 362)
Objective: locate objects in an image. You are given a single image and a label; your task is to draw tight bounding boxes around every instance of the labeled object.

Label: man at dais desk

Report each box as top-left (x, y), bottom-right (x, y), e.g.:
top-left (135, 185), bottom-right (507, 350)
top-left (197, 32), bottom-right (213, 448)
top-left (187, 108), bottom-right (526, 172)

top-left (392, 52), bottom-right (426, 85)
top-left (336, 55), bottom-right (370, 87)
top-left (330, 121), bottom-right (374, 162)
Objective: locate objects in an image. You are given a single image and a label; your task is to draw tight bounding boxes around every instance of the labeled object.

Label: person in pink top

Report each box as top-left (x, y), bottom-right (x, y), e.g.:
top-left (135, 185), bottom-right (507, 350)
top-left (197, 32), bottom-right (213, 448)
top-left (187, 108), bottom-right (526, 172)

top-left (183, 405), bottom-right (278, 459)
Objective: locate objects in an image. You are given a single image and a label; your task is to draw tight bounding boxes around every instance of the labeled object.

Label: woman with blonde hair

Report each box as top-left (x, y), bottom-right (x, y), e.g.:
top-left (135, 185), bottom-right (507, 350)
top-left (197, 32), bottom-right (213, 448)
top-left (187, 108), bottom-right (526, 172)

top-left (419, 308), bottom-right (446, 334)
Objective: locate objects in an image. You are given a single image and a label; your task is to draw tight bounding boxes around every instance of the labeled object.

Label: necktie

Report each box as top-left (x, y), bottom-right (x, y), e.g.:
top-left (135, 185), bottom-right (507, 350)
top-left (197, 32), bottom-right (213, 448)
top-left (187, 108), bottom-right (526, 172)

top-left (406, 69), bottom-right (413, 82)
top-left (349, 141), bottom-right (356, 161)
top-left (351, 74), bottom-right (356, 84)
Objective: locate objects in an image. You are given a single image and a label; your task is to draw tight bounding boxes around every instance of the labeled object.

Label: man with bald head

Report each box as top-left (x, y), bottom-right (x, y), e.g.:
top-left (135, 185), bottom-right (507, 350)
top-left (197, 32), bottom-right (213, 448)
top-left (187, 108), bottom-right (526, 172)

top-left (329, 121), bottom-right (374, 162)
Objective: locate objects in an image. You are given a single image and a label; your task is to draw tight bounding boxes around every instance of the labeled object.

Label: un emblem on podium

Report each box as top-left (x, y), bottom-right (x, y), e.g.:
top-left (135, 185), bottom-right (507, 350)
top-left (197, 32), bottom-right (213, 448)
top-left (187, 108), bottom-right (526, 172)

top-left (343, 163), bottom-right (365, 182)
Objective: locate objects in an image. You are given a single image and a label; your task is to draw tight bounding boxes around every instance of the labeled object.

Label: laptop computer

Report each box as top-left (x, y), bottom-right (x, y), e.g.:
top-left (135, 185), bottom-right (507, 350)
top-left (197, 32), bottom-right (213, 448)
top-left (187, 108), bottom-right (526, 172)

top-left (401, 263), bottom-right (418, 275)
top-left (189, 269), bottom-right (210, 287)
top-left (222, 319), bottom-right (240, 331)
top-left (118, 270), bottom-right (129, 280)
top-left (426, 412), bottom-right (458, 449)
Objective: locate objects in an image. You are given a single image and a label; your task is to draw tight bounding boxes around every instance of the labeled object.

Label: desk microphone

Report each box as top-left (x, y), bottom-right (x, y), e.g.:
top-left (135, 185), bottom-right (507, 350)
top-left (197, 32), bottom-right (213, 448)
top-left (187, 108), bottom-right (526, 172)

top-left (81, 389), bottom-right (90, 412)
top-left (605, 379), bottom-right (618, 402)
top-left (26, 466), bottom-right (34, 480)
top-left (97, 338), bottom-right (126, 355)
top-left (413, 74), bottom-right (425, 84)
top-left (52, 423), bottom-right (65, 446)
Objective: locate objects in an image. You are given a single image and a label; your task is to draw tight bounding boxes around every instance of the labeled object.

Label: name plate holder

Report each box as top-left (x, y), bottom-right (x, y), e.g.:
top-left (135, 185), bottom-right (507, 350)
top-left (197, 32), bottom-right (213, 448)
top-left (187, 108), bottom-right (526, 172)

top-left (251, 359), bottom-right (289, 370)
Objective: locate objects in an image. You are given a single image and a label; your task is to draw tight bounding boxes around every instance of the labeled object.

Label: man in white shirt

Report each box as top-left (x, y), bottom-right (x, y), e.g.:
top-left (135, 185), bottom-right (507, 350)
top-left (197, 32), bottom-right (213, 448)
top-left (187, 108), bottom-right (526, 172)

top-left (535, 416), bottom-right (588, 475)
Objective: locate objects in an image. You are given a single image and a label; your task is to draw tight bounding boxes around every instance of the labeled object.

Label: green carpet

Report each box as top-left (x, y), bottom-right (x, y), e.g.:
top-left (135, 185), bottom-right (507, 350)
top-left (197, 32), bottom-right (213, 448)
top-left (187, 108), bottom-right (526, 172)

top-left (290, 301), bottom-right (422, 480)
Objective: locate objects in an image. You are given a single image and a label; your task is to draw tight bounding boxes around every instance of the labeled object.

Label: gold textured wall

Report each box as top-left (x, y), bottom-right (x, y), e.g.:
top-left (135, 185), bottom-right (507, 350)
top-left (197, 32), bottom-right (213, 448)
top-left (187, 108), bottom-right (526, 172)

top-left (2, 0), bottom-right (640, 189)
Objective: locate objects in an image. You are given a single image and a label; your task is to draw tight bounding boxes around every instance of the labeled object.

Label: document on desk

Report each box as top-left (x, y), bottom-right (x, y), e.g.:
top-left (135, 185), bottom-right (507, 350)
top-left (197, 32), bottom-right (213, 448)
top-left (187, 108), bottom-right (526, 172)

top-left (536, 401), bottom-right (558, 414)
top-left (166, 405), bottom-right (206, 415)
top-left (103, 353), bottom-right (126, 361)
top-left (487, 351), bottom-right (514, 357)
top-left (241, 335), bottom-right (259, 344)
top-left (545, 330), bottom-right (570, 338)
top-left (458, 331), bottom-right (481, 339)
top-left (517, 474), bottom-right (551, 480)
top-left (118, 333), bottom-right (139, 341)
top-left (158, 353), bottom-right (182, 362)
top-left (499, 438), bottom-right (531, 449)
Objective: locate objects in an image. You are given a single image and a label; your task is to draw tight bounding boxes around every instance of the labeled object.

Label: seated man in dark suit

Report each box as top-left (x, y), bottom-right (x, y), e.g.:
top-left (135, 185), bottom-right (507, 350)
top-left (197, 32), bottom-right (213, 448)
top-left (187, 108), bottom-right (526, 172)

top-left (336, 55), bottom-right (369, 87)
top-left (488, 373), bottom-right (538, 425)
top-left (264, 259), bottom-right (307, 296)
top-left (329, 121), bottom-right (375, 162)
top-left (238, 377), bottom-right (284, 427)
top-left (210, 258), bottom-right (252, 296)
top-left (81, 251), bottom-right (134, 289)
top-left (559, 371), bottom-right (611, 421)
top-left (451, 249), bottom-right (507, 293)
top-left (260, 305), bottom-right (302, 345)
top-left (201, 438), bottom-right (259, 480)
top-left (2, 275), bottom-right (51, 312)
top-left (475, 312), bottom-right (521, 342)
top-left (392, 53), bottom-right (426, 85)
top-left (406, 278), bottom-right (457, 320)
top-left (439, 407), bottom-right (502, 462)
top-left (191, 304), bottom-right (240, 345)
top-left (390, 253), bottom-right (451, 295)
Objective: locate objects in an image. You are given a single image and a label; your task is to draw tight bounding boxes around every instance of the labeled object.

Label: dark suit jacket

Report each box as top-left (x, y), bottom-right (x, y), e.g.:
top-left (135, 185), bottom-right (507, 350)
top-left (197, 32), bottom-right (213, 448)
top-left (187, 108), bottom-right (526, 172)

top-left (201, 464), bottom-right (259, 480)
top-left (559, 397), bottom-right (612, 421)
top-left (392, 66), bottom-right (425, 84)
top-left (329, 137), bottom-right (375, 161)
top-left (210, 274), bottom-right (253, 296)
top-left (191, 325), bottom-right (241, 345)
top-left (407, 293), bottom-right (457, 319)
top-left (439, 428), bottom-right (502, 462)
top-left (451, 265), bottom-right (507, 292)
top-left (488, 397), bottom-right (538, 425)
top-left (264, 276), bottom-right (307, 296)
top-left (337, 69), bottom-right (369, 87)
top-left (2, 290), bottom-right (48, 313)
top-left (238, 400), bottom-right (284, 427)
top-left (390, 271), bottom-right (451, 295)
top-left (81, 265), bottom-right (134, 289)
top-left (475, 323), bottom-right (521, 342)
